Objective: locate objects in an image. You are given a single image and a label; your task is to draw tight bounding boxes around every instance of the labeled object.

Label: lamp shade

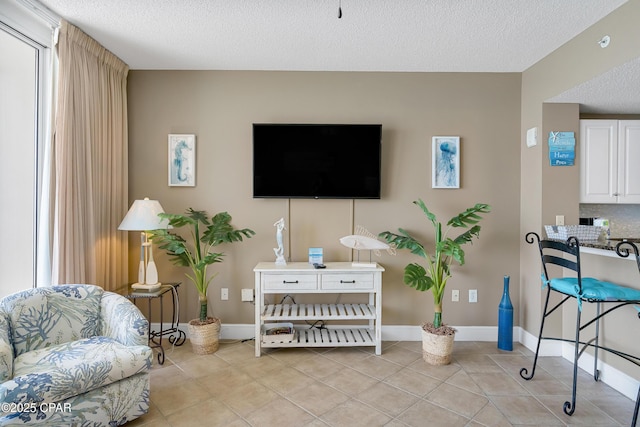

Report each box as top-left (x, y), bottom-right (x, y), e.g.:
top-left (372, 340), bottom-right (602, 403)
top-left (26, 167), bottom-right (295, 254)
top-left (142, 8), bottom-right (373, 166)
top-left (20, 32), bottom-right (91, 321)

top-left (118, 198), bottom-right (170, 231)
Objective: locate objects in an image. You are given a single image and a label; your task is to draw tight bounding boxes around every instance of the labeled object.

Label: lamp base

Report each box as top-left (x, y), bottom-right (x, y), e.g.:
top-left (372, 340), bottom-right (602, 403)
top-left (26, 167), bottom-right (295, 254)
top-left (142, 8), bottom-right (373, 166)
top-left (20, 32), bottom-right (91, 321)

top-left (131, 282), bottom-right (162, 291)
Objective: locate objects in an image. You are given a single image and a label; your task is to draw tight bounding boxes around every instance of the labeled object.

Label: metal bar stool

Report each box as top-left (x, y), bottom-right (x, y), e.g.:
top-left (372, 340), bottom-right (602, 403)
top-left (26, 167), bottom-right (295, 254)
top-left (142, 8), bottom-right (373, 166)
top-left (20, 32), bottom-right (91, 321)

top-left (522, 232), bottom-right (640, 425)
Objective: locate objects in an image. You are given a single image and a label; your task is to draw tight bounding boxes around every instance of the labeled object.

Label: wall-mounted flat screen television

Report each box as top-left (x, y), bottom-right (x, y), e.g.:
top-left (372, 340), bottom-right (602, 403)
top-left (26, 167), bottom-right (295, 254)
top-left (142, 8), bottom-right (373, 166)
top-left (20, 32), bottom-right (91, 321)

top-left (253, 124), bottom-right (382, 199)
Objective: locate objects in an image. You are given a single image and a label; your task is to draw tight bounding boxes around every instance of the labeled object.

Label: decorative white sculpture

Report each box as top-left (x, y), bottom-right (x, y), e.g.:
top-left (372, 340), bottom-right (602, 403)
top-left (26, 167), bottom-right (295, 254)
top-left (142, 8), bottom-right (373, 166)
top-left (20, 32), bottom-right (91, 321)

top-left (273, 218), bottom-right (287, 265)
top-left (340, 225), bottom-right (395, 267)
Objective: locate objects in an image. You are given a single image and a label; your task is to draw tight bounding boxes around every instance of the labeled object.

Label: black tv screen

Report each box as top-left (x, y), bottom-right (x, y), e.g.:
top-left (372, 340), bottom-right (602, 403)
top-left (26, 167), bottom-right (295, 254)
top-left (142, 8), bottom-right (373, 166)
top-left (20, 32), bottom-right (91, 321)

top-left (253, 124), bottom-right (382, 199)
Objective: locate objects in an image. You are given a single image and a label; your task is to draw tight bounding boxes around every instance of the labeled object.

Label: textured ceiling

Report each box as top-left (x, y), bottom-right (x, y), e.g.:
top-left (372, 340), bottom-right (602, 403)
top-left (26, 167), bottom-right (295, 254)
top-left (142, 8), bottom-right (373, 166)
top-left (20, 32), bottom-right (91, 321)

top-left (33, 0), bottom-right (638, 113)
top-left (547, 57), bottom-right (640, 115)
top-left (39, 0), bottom-right (626, 72)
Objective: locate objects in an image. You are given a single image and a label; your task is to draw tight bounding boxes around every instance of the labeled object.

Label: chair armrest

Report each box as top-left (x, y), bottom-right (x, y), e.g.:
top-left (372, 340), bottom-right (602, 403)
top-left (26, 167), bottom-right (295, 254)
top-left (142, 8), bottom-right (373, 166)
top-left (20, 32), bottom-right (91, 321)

top-left (0, 311), bottom-right (13, 382)
top-left (100, 292), bottom-right (149, 346)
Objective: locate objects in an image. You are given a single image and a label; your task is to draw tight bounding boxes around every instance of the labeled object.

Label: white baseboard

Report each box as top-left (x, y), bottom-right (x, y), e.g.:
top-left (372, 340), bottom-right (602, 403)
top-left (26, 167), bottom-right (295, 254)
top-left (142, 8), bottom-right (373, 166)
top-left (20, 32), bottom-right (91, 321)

top-left (381, 325), bottom-right (420, 341)
top-left (152, 322), bottom-right (638, 400)
top-left (152, 323), bottom-right (514, 342)
top-left (380, 325), bottom-right (513, 342)
top-left (519, 327), bottom-right (563, 356)
top-left (561, 342), bottom-right (640, 401)
top-left (218, 323), bottom-right (257, 340)
top-left (149, 322), bottom-right (254, 341)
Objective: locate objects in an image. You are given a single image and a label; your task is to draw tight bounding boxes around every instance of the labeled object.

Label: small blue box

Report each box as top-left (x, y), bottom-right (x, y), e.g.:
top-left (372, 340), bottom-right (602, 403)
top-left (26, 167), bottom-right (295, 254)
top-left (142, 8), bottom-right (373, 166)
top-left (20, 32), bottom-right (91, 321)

top-left (308, 248), bottom-right (323, 264)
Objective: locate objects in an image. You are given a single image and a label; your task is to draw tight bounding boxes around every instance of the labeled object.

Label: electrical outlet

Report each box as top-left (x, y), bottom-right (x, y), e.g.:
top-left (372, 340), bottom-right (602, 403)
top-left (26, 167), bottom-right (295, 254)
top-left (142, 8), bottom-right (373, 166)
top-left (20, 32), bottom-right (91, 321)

top-left (221, 288), bottom-right (229, 301)
top-left (452, 289), bottom-right (459, 302)
top-left (241, 288), bottom-right (254, 302)
top-left (469, 289), bottom-right (478, 303)
top-left (556, 215), bottom-right (565, 226)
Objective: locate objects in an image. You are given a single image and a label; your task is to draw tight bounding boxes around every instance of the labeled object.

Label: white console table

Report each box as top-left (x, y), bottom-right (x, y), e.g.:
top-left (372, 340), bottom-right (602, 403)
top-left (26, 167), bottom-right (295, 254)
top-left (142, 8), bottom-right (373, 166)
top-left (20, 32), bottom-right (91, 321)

top-left (253, 262), bottom-right (384, 357)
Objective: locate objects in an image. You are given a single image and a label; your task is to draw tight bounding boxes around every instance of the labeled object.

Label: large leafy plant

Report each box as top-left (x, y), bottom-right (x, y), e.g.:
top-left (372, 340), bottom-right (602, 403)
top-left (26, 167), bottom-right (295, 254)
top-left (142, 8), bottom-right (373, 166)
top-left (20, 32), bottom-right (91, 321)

top-left (379, 199), bottom-right (490, 332)
top-left (150, 209), bottom-right (255, 322)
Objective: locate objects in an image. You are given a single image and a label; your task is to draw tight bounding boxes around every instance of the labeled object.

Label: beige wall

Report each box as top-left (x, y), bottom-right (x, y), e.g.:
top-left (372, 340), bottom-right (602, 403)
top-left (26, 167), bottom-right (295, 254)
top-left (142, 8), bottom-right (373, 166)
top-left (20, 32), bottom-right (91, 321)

top-left (126, 0), bottom-right (640, 343)
top-left (578, 253), bottom-right (640, 377)
top-left (520, 0), bottom-right (640, 337)
top-left (127, 71), bottom-right (522, 326)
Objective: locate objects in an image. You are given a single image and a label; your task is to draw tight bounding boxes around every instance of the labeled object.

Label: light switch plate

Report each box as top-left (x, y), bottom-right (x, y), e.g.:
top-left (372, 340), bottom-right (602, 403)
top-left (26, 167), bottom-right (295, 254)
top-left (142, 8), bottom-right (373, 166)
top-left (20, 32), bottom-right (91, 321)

top-left (526, 127), bottom-right (538, 148)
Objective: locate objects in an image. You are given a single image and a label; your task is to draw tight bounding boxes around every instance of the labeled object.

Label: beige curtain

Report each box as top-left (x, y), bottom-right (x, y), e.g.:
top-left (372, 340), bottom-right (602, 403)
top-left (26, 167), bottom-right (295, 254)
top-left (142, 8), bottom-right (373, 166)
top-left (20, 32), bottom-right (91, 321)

top-left (52, 20), bottom-right (128, 291)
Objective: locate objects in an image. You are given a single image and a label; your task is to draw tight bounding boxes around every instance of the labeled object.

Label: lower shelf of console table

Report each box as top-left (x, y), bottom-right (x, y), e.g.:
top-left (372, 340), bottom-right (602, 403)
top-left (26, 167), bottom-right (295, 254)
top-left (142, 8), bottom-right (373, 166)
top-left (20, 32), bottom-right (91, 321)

top-left (254, 261), bottom-right (384, 357)
top-left (261, 326), bottom-right (376, 349)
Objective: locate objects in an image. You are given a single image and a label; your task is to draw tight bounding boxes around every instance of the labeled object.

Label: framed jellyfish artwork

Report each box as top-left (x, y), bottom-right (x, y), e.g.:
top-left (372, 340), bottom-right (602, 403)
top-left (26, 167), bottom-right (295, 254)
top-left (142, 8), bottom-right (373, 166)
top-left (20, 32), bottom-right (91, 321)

top-left (168, 134), bottom-right (196, 187)
top-left (431, 136), bottom-right (460, 189)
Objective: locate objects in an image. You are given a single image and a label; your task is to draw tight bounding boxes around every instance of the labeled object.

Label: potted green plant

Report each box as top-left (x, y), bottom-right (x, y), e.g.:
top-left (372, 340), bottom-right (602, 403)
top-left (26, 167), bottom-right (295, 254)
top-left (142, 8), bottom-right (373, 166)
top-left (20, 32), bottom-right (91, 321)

top-left (150, 208), bottom-right (255, 354)
top-left (379, 199), bottom-right (490, 365)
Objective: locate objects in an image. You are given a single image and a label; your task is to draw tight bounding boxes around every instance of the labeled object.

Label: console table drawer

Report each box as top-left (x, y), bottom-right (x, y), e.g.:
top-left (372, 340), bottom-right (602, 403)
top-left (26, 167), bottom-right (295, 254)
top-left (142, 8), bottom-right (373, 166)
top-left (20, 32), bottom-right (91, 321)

top-left (263, 274), bottom-right (318, 291)
top-left (321, 273), bottom-right (374, 290)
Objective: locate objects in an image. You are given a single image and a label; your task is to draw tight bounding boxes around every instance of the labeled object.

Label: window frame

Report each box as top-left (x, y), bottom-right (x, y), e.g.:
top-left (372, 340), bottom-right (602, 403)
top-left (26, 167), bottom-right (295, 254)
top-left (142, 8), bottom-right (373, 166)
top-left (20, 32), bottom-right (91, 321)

top-left (1, 1), bottom-right (57, 288)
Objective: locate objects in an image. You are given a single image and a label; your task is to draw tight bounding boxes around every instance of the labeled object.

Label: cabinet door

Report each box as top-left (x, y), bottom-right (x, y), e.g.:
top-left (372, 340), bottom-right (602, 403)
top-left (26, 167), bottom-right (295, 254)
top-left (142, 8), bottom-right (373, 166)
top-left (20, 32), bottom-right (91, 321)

top-left (580, 120), bottom-right (617, 203)
top-left (617, 120), bottom-right (640, 203)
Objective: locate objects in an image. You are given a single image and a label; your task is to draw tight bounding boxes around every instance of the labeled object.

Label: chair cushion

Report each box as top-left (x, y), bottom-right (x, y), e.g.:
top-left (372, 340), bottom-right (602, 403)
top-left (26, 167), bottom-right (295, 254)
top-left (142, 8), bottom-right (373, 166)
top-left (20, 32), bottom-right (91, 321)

top-left (1, 285), bottom-right (103, 357)
top-left (0, 336), bottom-right (151, 406)
top-left (549, 277), bottom-right (640, 310)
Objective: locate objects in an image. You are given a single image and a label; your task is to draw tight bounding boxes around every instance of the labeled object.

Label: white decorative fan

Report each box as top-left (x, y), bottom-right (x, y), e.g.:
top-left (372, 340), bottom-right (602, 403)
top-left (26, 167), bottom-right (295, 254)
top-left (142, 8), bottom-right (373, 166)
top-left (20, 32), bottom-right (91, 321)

top-left (339, 225), bottom-right (396, 267)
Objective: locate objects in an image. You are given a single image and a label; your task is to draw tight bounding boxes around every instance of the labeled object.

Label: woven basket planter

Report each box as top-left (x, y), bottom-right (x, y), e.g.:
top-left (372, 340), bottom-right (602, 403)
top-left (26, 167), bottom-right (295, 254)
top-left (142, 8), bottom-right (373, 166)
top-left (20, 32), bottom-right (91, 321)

top-left (421, 328), bottom-right (455, 365)
top-left (188, 317), bottom-right (221, 355)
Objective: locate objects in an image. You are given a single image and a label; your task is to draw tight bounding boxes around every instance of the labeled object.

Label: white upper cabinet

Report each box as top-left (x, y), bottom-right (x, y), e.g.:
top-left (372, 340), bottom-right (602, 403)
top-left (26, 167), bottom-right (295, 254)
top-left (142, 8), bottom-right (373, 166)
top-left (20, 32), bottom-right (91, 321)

top-left (618, 121), bottom-right (640, 203)
top-left (580, 120), bottom-right (640, 204)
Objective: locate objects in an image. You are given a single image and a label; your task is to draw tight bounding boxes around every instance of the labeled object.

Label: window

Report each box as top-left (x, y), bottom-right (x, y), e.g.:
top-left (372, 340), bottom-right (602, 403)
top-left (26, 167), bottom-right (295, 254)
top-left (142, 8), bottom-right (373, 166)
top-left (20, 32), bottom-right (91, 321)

top-left (0, 1), bottom-right (56, 297)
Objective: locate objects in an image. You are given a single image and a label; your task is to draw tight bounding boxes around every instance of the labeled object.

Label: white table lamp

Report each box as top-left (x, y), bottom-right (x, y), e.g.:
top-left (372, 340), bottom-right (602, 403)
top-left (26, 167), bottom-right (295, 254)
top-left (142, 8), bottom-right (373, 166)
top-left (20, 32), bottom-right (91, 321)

top-left (119, 197), bottom-right (170, 291)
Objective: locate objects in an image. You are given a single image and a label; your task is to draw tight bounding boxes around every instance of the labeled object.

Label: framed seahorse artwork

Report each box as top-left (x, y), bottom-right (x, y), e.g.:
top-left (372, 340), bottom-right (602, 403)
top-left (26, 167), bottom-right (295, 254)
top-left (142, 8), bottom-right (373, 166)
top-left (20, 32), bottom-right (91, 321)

top-left (168, 134), bottom-right (196, 187)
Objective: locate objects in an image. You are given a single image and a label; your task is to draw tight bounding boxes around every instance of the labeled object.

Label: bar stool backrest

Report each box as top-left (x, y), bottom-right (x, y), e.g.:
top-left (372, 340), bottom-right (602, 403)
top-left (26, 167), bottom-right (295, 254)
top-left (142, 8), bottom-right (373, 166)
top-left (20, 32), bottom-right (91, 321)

top-left (526, 232), bottom-right (583, 293)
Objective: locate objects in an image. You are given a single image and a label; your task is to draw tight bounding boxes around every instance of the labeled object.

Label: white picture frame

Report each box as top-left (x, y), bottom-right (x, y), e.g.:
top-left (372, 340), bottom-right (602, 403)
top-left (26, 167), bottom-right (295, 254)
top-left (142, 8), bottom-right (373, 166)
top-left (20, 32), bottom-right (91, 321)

top-left (432, 136), bottom-right (460, 189)
top-left (168, 134), bottom-right (196, 187)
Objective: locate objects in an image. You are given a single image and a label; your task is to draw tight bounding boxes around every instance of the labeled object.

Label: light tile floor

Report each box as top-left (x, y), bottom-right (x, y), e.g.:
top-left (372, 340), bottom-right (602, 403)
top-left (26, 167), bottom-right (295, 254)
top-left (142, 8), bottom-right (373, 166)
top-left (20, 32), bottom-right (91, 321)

top-left (127, 340), bottom-right (638, 426)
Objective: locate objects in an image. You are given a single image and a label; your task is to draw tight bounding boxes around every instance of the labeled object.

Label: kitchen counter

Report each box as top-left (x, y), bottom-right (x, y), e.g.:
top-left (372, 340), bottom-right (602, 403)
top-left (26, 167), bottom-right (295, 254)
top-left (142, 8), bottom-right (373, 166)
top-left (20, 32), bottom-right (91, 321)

top-left (577, 239), bottom-right (639, 260)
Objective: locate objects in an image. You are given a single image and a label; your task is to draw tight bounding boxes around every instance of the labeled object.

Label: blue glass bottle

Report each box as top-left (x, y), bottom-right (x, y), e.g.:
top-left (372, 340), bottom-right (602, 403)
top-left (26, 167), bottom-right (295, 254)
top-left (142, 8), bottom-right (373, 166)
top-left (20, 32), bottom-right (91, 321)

top-left (498, 275), bottom-right (513, 351)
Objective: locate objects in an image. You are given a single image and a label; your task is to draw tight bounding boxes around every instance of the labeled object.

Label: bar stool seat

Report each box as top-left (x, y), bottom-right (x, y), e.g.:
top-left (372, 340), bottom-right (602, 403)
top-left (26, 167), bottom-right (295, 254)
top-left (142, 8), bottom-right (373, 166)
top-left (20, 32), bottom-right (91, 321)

top-left (547, 276), bottom-right (640, 305)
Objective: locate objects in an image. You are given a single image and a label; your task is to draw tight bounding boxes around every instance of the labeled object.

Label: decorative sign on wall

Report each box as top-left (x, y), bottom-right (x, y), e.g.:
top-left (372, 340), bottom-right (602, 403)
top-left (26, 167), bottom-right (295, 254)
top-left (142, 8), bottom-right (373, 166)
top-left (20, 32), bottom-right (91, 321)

top-left (548, 131), bottom-right (575, 166)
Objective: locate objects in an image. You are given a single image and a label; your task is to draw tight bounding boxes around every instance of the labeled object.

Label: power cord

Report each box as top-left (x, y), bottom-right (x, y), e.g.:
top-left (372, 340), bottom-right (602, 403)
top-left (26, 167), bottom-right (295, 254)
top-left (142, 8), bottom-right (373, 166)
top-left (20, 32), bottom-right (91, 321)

top-left (307, 320), bottom-right (327, 330)
top-left (276, 294), bottom-right (327, 330)
top-left (279, 294), bottom-right (296, 304)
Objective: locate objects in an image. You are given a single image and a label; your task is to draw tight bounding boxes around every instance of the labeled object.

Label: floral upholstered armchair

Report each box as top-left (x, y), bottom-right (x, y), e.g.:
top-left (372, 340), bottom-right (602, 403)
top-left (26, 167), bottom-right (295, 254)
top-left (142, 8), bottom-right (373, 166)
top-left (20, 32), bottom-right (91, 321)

top-left (0, 284), bottom-right (152, 426)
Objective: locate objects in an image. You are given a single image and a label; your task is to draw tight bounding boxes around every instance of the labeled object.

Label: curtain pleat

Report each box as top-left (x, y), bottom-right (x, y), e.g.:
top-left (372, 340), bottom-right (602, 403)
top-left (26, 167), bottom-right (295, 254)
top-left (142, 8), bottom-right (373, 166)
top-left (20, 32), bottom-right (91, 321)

top-left (52, 20), bottom-right (128, 291)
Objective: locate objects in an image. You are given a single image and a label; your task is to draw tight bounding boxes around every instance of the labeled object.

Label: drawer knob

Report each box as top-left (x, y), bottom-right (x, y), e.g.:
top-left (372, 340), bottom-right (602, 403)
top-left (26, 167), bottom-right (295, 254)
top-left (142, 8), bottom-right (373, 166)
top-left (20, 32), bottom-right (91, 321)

top-left (340, 280), bottom-right (356, 284)
top-left (283, 280), bottom-right (299, 284)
